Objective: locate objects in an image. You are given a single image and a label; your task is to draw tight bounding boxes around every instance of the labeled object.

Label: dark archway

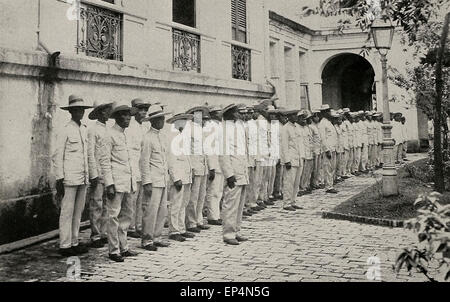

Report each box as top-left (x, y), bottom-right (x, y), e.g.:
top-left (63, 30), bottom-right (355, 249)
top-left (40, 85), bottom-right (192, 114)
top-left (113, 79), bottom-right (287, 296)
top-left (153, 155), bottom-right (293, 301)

top-left (321, 53), bottom-right (375, 111)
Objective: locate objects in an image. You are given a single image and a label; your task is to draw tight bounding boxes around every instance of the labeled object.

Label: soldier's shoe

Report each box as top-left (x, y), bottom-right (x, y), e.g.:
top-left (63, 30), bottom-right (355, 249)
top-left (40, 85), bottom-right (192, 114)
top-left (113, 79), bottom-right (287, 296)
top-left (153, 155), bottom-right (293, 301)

top-left (141, 244), bottom-right (158, 251)
top-left (319, 184), bottom-right (326, 189)
top-left (59, 247), bottom-right (76, 257)
top-left (224, 239), bottom-right (239, 245)
top-left (170, 234), bottom-right (187, 242)
top-left (187, 227), bottom-right (201, 233)
top-left (236, 236), bottom-right (248, 242)
top-left (127, 231), bottom-right (141, 239)
top-left (326, 189), bottom-right (338, 194)
top-left (243, 210), bottom-right (251, 217)
top-left (403, 158), bottom-right (409, 161)
top-left (341, 175), bottom-right (350, 180)
top-left (90, 239), bottom-right (104, 249)
top-left (198, 224), bottom-right (210, 230)
top-left (283, 206), bottom-right (296, 211)
top-left (292, 205), bottom-right (303, 210)
top-left (154, 241), bottom-right (170, 248)
top-left (252, 206), bottom-right (264, 211)
top-left (304, 189), bottom-right (312, 194)
top-left (297, 191), bottom-right (306, 197)
top-left (72, 244), bottom-right (89, 255)
top-left (208, 219), bottom-right (222, 226)
top-left (181, 232), bottom-right (195, 238)
top-left (121, 250), bottom-right (139, 257)
top-left (274, 193), bottom-right (283, 200)
top-left (269, 195), bottom-right (277, 202)
top-left (257, 201), bottom-right (267, 208)
top-left (247, 208), bottom-right (258, 214)
top-left (100, 237), bottom-right (108, 245)
top-left (264, 200), bottom-right (275, 206)
top-left (109, 254), bottom-right (124, 262)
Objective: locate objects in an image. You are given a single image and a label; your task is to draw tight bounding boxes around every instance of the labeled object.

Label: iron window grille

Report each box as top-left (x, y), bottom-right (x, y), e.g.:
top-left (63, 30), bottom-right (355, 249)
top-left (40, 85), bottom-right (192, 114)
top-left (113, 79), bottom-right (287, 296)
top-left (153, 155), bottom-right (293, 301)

top-left (76, 4), bottom-right (123, 61)
top-left (231, 45), bottom-right (251, 81)
top-left (172, 28), bottom-right (201, 73)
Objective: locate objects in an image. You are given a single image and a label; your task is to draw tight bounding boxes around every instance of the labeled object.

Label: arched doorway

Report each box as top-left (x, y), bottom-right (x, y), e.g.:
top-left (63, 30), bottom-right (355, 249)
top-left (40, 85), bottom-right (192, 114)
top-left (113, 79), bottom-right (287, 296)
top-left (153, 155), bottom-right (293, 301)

top-left (321, 53), bottom-right (376, 111)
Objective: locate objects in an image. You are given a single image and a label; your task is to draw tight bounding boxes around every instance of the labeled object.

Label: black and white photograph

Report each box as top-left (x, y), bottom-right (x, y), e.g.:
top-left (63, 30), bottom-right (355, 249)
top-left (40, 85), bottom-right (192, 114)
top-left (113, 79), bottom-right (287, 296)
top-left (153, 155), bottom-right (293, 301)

top-left (0, 0), bottom-right (449, 287)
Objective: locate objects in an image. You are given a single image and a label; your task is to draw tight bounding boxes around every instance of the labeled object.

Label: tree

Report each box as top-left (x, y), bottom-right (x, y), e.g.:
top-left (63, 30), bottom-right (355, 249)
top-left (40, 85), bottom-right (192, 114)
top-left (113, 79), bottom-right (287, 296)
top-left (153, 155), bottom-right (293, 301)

top-left (302, 0), bottom-right (449, 193)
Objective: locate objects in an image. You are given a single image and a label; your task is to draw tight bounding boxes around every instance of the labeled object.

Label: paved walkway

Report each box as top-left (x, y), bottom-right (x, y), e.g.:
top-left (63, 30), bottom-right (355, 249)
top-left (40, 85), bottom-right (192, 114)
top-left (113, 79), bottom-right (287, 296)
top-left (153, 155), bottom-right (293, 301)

top-left (0, 154), bottom-right (435, 282)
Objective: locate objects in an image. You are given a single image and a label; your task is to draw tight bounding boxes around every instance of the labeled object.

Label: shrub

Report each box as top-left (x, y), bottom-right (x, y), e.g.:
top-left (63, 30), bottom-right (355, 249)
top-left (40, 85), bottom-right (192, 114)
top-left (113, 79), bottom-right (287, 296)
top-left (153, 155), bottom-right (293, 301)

top-left (394, 192), bottom-right (450, 282)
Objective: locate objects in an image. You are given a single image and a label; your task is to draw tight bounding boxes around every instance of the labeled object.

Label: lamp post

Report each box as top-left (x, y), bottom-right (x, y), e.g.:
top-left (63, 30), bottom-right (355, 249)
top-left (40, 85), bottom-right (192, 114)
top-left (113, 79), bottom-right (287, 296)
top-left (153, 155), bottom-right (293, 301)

top-left (371, 17), bottom-right (398, 196)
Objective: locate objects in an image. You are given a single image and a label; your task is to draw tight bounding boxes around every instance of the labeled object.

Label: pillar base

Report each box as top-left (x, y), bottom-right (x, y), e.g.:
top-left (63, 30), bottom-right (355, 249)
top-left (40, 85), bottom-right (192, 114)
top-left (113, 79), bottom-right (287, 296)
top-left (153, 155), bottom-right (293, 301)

top-left (382, 166), bottom-right (399, 197)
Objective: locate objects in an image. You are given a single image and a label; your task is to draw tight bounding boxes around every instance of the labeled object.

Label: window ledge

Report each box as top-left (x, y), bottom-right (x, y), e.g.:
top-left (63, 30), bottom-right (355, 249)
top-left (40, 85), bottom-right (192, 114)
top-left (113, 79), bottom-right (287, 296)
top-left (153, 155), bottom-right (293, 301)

top-left (221, 40), bottom-right (262, 54)
top-left (155, 21), bottom-right (216, 41)
top-left (56, 0), bottom-right (148, 21)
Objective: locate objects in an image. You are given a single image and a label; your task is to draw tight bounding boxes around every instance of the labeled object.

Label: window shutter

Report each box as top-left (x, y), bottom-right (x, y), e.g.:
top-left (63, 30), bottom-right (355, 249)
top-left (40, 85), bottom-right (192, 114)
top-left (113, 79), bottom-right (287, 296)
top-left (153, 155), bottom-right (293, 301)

top-left (236, 0), bottom-right (246, 31)
top-left (231, 0), bottom-right (247, 43)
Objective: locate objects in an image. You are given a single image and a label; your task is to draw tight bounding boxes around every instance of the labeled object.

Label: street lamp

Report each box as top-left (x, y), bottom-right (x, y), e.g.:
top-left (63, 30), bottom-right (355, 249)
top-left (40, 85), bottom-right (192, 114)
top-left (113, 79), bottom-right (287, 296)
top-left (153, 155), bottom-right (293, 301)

top-left (371, 16), bottom-right (398, 196)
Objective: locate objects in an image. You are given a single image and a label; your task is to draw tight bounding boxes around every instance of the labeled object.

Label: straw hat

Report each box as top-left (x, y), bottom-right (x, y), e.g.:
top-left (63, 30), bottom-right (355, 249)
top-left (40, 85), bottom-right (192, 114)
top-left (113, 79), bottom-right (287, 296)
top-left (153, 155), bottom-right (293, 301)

top-left (60, 95), bottom-right (93, 110)
top-left (88, 100), bottom-right (113, 120)
top-left (110, 101), bottom-right (138, 118)
top-left (143, 105), bottom-right (172, 122)
top-left (131, 98), bottom-right (151, 109)
top-left (166, 113), bottom-right (194, 124)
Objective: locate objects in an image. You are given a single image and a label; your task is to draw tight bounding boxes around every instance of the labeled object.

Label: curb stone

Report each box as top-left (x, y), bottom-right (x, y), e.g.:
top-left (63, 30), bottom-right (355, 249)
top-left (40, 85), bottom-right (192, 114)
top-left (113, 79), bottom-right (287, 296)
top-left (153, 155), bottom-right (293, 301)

top-left (321, 211), bottom-right (404, 228)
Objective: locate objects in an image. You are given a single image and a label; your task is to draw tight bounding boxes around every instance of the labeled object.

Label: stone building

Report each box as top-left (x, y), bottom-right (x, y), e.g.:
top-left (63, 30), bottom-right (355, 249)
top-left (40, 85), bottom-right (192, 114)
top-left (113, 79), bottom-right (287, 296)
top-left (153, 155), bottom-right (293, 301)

top-left (0, 0), bottom-right (427, 246)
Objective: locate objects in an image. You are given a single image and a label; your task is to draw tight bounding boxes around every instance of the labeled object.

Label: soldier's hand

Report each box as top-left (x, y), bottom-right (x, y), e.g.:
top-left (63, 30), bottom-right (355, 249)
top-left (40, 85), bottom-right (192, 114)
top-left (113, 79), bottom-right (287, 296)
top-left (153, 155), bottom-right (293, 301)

top-left (174, 180), bottom-right (183, 192)
top-left (227, 176), bottom-right (236, 189)
top-left (208, 169), bottom-right (216, 181)
top-left (285, 162), bottom-right (292, 170)
top-left (56, 179), bottom-right (65, 198)
top-left (144, 183), bottom-right (153, 197)
top-left (326, 151), bottom-right (332, 159)
top-left (106, 185), bottom-right (116, 200)
top-left (90, 177), bottom-right (98, 189)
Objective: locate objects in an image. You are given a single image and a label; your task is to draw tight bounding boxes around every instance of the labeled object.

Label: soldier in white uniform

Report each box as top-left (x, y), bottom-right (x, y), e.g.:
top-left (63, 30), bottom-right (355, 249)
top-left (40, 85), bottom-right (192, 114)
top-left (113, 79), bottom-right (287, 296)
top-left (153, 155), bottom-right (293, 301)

top-left (87, 100), bottom-right (112, 248)
top-left (343, 109), bottom-right (354, 178)
top-left (219, 104), bottom-right (250, 245)
top-left (99, 101), bottom-right (140, 262)
top-left (319, 105), bottom-right (338, 194)
top-left (140, 105), bottom-right (172, 251)
top-left (359, 111), bottom-right (370, 173)
top-left (298, 110), bottom-right (313, 196)
top-left (310, 110), bottom-right (323, 189)
top-left (280, 109), bottom-right (302, 211)
top-left (126, 98), bottom-right (151, 239)
top-left (54, 95), bottom-right (92, 257)
top-left (204, 106), bottom-right (224, 225)
top-left (186, 106), bottom-right (211, 233)
top-left (166, 113), bottom-right (195, 242)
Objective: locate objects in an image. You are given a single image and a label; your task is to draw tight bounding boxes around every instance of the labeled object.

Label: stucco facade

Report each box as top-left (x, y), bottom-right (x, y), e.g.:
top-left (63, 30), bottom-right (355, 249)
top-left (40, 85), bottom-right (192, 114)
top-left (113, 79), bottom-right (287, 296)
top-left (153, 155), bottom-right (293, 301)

top-left (0, 0), bottom-right (427, 245)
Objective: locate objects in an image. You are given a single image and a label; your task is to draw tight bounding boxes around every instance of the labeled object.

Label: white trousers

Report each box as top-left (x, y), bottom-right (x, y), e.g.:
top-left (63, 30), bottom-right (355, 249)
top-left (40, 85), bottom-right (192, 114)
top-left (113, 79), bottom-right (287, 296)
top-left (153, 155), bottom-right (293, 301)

top-left (59, 185), bottom-right (87, 249)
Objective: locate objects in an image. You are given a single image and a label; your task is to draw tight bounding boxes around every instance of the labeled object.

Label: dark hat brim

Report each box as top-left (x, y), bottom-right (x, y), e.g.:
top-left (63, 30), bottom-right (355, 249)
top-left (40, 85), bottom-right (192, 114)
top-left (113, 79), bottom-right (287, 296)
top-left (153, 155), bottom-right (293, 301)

top-left (88, 103), bottom-right (113, 120)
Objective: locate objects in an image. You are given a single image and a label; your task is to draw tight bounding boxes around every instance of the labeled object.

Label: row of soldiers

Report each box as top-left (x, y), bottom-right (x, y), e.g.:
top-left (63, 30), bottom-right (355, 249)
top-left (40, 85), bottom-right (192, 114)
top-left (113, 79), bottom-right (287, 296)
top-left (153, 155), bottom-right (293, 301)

top-left (53, 95), bottom-right (408, 262)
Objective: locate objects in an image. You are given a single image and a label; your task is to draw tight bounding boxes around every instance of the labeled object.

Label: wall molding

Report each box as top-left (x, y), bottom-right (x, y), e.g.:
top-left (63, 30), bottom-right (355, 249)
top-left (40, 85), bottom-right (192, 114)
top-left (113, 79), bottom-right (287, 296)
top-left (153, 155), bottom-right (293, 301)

top-left (0, 48), bottom-right (273, 99)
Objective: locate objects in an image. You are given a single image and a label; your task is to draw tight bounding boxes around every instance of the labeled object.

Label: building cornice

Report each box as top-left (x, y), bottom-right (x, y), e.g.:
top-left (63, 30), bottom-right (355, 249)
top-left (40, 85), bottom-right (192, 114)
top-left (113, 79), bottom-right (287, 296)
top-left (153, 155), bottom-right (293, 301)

top-left (0, 47), bottom-right (273, 99)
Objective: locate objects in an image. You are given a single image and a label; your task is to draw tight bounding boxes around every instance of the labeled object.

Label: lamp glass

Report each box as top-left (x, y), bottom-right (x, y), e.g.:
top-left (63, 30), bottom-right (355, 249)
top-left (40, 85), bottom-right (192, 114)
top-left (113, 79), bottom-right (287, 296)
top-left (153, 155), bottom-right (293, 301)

top-left (371, 19), bottom-right (394, 50)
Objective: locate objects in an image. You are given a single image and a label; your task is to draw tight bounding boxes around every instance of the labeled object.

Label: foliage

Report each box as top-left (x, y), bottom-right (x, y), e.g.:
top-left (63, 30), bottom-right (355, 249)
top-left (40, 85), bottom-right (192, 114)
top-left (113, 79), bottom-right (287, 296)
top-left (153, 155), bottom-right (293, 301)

top-left (301, 0), bottom-right (447, 43)
top-left (394, 192), bottom-right (450, 281)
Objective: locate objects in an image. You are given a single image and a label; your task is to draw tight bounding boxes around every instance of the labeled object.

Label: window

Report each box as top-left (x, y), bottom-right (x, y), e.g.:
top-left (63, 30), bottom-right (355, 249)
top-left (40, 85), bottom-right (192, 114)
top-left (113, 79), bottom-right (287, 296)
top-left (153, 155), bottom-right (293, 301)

top-left (173, 0), bottom-right (196, 28)
top-left (231, 0), bottom-right (247, 43)
top-left (76, 3), bottom-right (123, 61)
top-left (232, 45), bottom-right (251, 81)
top-left (173, 29), bottom-right (201, 72)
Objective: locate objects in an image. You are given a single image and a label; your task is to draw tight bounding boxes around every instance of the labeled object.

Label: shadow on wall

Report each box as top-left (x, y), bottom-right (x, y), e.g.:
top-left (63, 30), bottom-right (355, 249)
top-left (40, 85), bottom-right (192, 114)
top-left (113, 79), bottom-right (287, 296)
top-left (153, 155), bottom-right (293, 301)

top-left (0, 187), bottom-right (90, 245)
